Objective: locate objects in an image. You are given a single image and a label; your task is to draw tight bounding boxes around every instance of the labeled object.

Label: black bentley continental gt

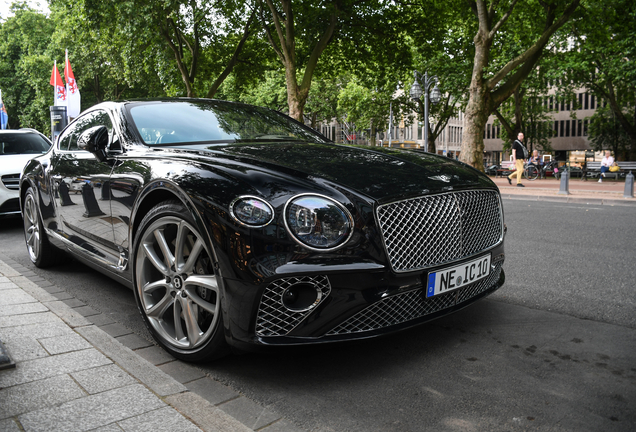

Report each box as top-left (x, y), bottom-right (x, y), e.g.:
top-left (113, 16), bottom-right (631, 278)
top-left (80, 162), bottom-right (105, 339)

top-left (20, 99), bottom-right (506, 362)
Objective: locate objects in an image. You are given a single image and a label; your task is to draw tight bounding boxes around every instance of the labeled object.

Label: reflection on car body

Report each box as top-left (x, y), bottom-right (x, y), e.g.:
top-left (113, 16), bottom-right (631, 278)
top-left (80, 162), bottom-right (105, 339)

top-left (20, 98), bottom-right (506, 362)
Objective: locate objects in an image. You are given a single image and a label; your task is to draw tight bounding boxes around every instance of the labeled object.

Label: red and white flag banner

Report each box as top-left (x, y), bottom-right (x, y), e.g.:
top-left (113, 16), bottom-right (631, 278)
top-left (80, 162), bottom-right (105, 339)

top-left (50, 61), bottom-right (67, 107)
top-left (64, 49), bottom-right (81, 118)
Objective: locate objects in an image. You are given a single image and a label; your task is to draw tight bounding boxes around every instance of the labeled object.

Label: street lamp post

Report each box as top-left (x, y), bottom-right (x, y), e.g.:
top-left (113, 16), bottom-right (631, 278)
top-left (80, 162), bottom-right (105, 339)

top-left (409, 71), bottom-right (441, 153)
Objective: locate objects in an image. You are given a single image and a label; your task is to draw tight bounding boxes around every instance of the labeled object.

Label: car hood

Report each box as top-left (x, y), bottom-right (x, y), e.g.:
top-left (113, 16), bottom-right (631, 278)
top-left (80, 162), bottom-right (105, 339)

top-left (171, 142), bottom-right (495, 202)
top-left (0, 154), bottom-right (40, 176)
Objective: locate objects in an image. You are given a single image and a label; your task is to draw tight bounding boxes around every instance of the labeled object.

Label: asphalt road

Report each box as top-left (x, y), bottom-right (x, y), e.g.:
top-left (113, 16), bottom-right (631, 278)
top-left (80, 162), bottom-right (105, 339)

top-left (1, 199), bottom-right (635, 431)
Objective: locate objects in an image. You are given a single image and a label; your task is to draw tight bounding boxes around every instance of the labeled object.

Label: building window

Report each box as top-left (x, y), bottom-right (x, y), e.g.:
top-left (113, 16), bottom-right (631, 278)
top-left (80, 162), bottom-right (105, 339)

top-left (583, 120), bottom-right (588, 136)
top-left (578, 119), bottom-right (582, 136)
top-left (584, 93), bottom-right (589, 109)
top-left (554, 121), bottom-right (558, 137)
top-left (487, 124), bottom-right (491, 139)
top-left (578, 93), bottom-right (583, 109)
top-left (560, 120), bottom-right (564, 137)
top-left (550, 97), bottom-right (554, 111)
top-left (591, 95), bottom-right (595, 109)
top-left (560, 100), bottom-right (565, 111)
top-left (565, 120), bottom-right (570, 137)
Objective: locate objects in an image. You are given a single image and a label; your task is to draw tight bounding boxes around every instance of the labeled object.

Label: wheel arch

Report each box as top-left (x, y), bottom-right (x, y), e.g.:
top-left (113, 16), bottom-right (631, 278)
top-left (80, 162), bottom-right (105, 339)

top-left (130, 179), bottom-right (222, 268)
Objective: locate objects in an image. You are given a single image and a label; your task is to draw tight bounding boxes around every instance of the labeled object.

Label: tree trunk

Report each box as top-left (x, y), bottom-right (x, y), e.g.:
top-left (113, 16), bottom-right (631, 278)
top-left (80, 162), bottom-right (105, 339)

top-left (262, 0), bottom-right (337, 122)
top-left (460, 20), bottom-right (492, 170)
top-left (462, 84), bottom-right (491, 170)
top-left (459, 0), bottom-right (581, 171)
top-left (285, 66), bottom-right (308, 121)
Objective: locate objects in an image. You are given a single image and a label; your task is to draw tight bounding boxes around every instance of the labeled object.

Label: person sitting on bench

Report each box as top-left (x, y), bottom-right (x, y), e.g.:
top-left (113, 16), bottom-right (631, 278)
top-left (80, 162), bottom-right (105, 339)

top-left (599, 151), bottom-right (614, 183)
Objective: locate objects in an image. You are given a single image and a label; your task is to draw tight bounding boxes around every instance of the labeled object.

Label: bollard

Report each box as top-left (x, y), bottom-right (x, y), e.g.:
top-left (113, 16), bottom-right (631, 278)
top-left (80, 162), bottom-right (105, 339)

top-left (100, 180), bottom-right (111, 200)
top-left (58, 181), bottom-right (75, 206)
top-left (558, 168), bottom-right (570, 195)
top-left (81, 183), bottom-right (106, 217)
top-left (624, 171), bottom-right (634, 198)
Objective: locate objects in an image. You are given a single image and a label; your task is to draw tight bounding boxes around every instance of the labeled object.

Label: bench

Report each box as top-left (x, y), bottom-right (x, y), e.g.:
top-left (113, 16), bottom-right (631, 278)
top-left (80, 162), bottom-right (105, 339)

top-left (585, 161), bottom-right (636, 180)
top-left (495, 161), bottom-right (515, 177)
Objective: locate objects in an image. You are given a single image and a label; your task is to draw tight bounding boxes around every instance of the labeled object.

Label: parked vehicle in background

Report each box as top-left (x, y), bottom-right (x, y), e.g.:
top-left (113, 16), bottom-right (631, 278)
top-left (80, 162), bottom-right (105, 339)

top-left (20, 98), bottom-right (506, 362)
top-left (0, 129), bottom-right (52, 217)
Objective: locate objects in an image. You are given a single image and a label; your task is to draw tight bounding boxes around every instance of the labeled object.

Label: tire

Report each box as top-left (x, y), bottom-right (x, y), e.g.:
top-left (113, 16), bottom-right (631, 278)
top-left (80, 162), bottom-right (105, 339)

top-left (132, 201), bottom-right (229, 362)
top-left (527, 165), bottom-right (539, 181)
top-left (23, 187), bottom-right (58, 268)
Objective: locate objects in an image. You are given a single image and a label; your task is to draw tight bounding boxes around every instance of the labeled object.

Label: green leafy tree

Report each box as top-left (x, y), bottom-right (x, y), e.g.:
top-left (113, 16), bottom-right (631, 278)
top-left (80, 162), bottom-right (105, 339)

top-left (258, 0), bottom-right (405, 122)
top-left (337, 76), bottom-right (396, 146)
top-left (0, 3), bottom-right (55, 131)
top-left (493, 63), bottom-right (555, 153)
top-left (409, 0), bottom-right (581, 170)
top-left (588, 105), bottom-right (632, 160)
top-left (49, 0), bottom-right (166, 107)
top-left (564, 0), bottom-right (636, 158)
top-left (54, 0), bottom-right (267, 100)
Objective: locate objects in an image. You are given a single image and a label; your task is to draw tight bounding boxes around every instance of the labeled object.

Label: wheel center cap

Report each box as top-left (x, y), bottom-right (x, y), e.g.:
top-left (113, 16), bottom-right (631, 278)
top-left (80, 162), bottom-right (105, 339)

top-left (173, 276), bottom-right (183, 290)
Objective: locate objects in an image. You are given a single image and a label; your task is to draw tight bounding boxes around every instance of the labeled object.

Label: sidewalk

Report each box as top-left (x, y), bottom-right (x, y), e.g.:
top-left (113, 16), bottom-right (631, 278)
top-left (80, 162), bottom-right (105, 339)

top-left (490, 175), bottom-right (636, 206)
top-left (0, 256), bottom-right (300, 432)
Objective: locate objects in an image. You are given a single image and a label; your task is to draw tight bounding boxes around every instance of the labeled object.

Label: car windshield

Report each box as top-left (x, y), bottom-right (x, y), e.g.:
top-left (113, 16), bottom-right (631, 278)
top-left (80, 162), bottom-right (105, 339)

top-left (0, 133), bottom-right (51, 156)
top-left (128, 100), bottom-right (328, 146)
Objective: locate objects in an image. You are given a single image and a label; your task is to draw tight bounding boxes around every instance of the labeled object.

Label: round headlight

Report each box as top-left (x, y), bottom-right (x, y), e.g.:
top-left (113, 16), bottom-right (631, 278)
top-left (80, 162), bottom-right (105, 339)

top-left (230, 196), bottom-right (274, 227)
top-left (284, 194), bottom-right (353, 251)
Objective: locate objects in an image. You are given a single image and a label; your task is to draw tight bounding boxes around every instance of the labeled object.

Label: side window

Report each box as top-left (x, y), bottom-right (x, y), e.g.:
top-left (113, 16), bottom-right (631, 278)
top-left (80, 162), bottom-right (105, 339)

top-left (57, 110), bottom-right (114, 152)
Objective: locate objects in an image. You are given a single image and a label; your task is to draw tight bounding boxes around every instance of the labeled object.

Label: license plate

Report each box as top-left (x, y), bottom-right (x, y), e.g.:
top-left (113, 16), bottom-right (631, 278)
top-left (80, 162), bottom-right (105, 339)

top-left (426, 255), bottom-right (491, 298)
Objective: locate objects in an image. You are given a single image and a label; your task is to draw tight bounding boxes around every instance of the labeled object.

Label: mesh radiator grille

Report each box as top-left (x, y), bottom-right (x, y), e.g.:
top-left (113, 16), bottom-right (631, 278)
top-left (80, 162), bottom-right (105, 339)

top-left (326, 261), bottom-right (503, 336)
top-left (376, 190), bottom-right (503, 272)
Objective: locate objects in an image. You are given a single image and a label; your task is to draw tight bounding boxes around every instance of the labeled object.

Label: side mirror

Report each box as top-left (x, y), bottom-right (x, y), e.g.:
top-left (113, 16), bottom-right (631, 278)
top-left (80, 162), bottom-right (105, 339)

top-left (78, 125), bottom-right (110, 162)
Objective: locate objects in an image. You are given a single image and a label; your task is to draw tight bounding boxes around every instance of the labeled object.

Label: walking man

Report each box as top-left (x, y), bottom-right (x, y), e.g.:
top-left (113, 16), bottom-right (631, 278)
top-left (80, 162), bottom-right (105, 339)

top-left (508, 132), bottom-right (528, 187)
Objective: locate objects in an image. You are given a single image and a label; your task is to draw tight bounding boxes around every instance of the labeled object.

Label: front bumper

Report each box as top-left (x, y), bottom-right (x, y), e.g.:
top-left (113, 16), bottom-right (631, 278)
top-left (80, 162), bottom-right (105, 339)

top-left (222, 243), bottom-right (505, 350)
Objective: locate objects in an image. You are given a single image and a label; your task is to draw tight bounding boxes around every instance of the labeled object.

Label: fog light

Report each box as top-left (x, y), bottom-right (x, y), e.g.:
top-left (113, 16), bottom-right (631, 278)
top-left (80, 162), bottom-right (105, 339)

top-left (281, 283), bottom-right (322, 312)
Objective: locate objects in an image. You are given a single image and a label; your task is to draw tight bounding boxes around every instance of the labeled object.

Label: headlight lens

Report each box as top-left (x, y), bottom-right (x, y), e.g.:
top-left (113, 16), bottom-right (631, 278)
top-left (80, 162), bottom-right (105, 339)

top-left (230, 196), bottom-right (274, 227)
top-left (285, 195), bottom-right (353, 250)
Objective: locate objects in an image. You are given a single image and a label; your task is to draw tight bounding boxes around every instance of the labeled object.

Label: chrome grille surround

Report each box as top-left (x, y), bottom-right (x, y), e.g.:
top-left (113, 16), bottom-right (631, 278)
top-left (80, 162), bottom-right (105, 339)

top-left (326, 260), bottom-right (503, 336)
top-left (255, 275), bottom-right (331, 337)
top-left (376, 190), bottom-right (503, 273)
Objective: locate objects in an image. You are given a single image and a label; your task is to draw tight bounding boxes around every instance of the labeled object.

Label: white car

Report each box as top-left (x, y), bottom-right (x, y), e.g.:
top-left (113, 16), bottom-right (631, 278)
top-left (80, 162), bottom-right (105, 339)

top-left (0, 129), bottom-right (51, 217)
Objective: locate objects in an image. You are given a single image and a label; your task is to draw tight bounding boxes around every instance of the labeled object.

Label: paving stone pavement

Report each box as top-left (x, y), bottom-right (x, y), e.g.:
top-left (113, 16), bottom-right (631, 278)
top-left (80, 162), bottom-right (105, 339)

top-left (0, 256), bottom-right (304, 432)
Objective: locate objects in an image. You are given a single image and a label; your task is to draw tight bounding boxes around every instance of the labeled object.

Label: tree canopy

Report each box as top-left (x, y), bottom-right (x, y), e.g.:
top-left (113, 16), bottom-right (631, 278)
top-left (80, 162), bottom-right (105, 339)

top-left (0, 0), bottom-right (630, 163)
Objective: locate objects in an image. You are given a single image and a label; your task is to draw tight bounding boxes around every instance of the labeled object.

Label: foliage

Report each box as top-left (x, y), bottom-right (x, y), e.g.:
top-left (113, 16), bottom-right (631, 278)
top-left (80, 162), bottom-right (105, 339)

top-left (258, 0), bottom-right (409, 122)
top-left (407, 0), bottom-right (582, 169)
top-left (0, 3), bottom-right (55, 131)
top-left (493, 61), bottom-right (555, 153)
top-left (588, 105), bottom-right (632, 160)
top-left (563, 0), bottom-right (636, 158)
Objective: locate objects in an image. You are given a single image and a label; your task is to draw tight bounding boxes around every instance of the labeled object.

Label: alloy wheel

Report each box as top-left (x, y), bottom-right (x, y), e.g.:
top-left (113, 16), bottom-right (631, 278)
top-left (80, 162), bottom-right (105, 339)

top-left (135, 215), bottom-right (220, 352)
top-left (23, 191), bottom-right (42, 263)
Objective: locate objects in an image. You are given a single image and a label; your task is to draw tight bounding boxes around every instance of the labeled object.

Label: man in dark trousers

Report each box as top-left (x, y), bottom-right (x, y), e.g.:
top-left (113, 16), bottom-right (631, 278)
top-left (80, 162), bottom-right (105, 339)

top-left (508, 132), bottom-right (528, 187)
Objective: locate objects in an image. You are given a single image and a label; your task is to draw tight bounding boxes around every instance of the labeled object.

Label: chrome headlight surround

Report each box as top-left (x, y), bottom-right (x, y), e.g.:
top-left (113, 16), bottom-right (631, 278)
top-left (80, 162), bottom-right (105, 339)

top-left (283, 193), bottom-right (354, 252)
top-left (230, 196), bottom-right (275, 228)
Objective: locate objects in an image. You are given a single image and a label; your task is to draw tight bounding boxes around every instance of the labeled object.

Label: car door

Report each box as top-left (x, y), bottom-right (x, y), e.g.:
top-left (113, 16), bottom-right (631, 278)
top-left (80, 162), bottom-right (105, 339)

top-left (51, 109), bottom-right (119, 267)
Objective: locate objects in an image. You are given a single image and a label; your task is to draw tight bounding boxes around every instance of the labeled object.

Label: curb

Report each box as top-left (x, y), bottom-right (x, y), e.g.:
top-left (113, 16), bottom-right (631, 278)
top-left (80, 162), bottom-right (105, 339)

top-left (500, 194), bottom-right (636, 206)
top-left (0, 254), bottom-right (302, 432)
